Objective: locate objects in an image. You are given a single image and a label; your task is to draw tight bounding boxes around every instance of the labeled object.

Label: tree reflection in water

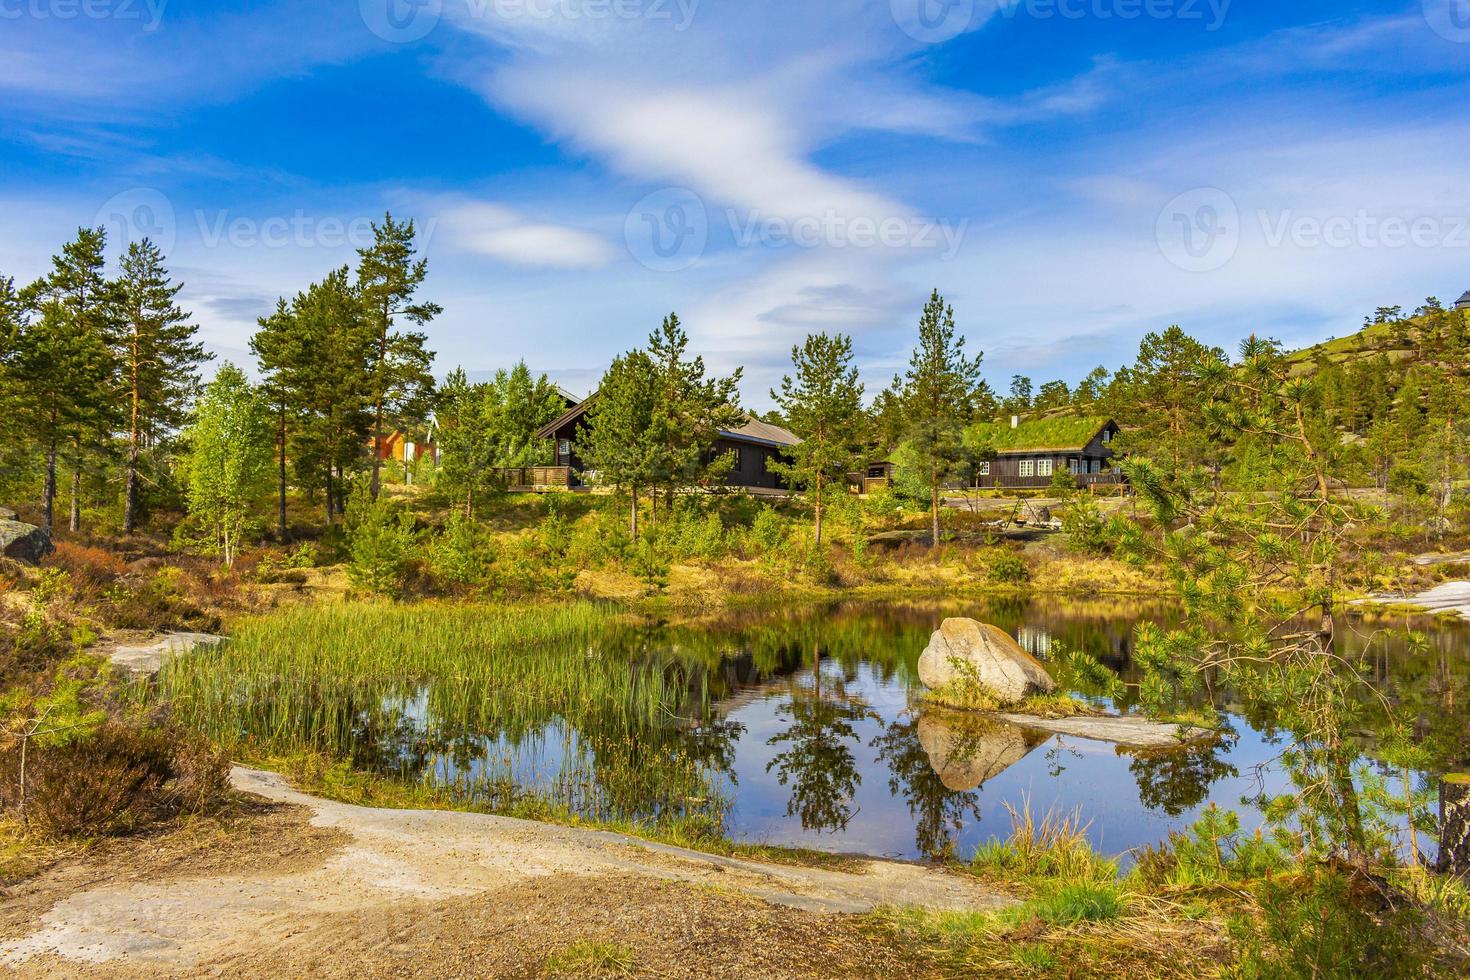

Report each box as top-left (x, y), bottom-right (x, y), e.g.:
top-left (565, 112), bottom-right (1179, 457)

top-left (1128, 734), bottom-right (1240, 816)
top-left (765, 642), bottom-right (873, 834)
top-left (871, 715), bottom-right (981, 860)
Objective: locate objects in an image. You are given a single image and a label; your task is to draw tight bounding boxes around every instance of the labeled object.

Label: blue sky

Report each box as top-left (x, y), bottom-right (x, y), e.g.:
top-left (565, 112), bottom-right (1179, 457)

top-left (3, 0), bottom-right (1469, 407)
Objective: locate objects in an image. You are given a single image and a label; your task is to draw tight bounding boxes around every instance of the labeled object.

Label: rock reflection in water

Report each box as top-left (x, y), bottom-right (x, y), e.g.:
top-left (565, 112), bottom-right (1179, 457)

top-left (917, 710), bottom-right (1048, 792)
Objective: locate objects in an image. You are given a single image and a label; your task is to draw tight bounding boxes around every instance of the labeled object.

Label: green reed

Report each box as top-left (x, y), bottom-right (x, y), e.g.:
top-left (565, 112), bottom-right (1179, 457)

top-left (135, 600), bottom-right (727, 816)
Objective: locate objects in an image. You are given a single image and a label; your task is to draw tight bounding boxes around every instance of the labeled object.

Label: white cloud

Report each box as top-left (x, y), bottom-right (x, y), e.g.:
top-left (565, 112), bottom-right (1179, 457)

top-left (435, 200), bottom-right (615, 268)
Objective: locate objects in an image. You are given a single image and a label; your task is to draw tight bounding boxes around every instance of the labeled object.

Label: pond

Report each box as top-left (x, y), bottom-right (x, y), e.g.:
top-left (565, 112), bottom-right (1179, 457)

top-left (321, 599), bottom-right (1470, 864)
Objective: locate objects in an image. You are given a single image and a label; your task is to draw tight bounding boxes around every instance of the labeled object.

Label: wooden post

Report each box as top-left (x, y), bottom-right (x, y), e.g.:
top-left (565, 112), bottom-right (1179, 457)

top-left (1440, 774), bottom-right (1470, 877)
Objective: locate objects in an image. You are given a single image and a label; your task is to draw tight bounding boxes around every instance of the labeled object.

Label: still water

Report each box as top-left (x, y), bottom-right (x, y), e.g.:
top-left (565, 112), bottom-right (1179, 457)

top-left (357, 600), bottom-right (1470, 862)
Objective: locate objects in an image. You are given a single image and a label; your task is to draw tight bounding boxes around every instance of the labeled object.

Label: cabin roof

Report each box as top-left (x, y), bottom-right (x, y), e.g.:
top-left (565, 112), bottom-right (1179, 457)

top-left (535, 394), bottom-right (596, 440)
top-left (535, 395), bottom-right (799, 449)
top-left (722, 416), bottom-right (799, 448)
top-left (970, 416), bottom-right (1114, 454)
top-left (1457, 290), bottom-right (1470, 310)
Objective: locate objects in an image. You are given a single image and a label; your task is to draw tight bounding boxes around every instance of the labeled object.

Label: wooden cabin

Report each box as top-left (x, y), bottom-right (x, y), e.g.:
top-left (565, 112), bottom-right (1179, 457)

top-left (1456, 289), bottom-right (1470, 312)
top-left (969, 416), bottom-right (1123, 490)
top-left (529, 395), bottom-right (800, 492)
top-left (852, 461), bottom-right (896, 494)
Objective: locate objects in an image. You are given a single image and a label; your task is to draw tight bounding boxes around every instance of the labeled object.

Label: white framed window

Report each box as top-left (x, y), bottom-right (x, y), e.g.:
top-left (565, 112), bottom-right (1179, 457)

top-left (1068, 458), bottom-right (1080, 475)
top-left (1037, 459), bottom-right (1053, 477)
top-left (558, 439), bottom-right (571, 460)
top-left (978, 461), bottom-right (991, 476)
top-left (1101, 429), bottom-right (1112, 443)
top-left (1018, 460), bottom-right (1035, 478)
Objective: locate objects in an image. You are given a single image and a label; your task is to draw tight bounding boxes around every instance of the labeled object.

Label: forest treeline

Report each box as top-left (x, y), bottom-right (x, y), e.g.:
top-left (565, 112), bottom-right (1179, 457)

top-left (2, 217), bottom-right (1467, 559)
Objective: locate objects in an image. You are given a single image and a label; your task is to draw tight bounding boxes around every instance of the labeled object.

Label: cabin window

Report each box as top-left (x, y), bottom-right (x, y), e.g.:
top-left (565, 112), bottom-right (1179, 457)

top-left (1101, 429), bottom-right (1112, 443)
top-left (1018, 460), bottom-right (1035, 478)
top-left (978, 461), bottom-right (991, 476)
top-left (1068, 458), bottom-right (1080, 475)
top-left (558, 439), bottom-right (571, 461)
top-left (1037, 459), bottom-right (1053, 477)
top-left (867, 466), bottom-right (886, 479)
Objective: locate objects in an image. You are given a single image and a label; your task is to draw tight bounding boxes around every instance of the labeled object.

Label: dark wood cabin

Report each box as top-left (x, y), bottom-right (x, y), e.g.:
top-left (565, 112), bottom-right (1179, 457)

top-left (969, 417), bottom-right (1123, 490)
top-left (530, 395), bottom-right (800, 492)
top-left (851, 461), bottom-right (896, 494)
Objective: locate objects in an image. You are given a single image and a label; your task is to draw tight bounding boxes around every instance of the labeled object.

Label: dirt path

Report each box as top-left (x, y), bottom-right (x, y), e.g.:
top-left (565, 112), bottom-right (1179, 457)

top-left (2, 767), bottom-right (1009, 978)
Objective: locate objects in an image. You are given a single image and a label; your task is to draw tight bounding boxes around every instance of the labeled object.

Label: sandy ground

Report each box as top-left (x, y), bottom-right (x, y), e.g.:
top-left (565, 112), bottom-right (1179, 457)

top-left (1, 767), bottom-right (1009, 978)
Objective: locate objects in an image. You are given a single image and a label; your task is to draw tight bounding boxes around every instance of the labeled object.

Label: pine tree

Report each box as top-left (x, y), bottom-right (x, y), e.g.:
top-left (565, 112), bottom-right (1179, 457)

top-left (291, 268), bottom-right (374, 526)
top-left (115, 239), bottom-right (210, 534)
top-left (582, 350), bottom-right (661, 533)
top-left (249, 298), bottom-right (309, 540)
top-left (897, 290), bottom-right (985, 550)
top-left (356, 214), bottom-right (439, 501)
top-left (645, 313), bottom-right (743, 510)
top-left (12, 229), bottom-right (119, 533)
top-left (769, 333), bottom-right (866, 546)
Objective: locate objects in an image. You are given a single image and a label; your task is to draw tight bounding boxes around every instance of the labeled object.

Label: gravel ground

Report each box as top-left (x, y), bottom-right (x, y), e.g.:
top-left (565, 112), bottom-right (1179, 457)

top-left (2, 767), bottom-right (1010, 978)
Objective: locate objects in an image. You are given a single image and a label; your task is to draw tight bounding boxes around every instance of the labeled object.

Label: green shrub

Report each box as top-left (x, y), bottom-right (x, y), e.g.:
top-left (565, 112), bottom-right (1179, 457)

top-left (987, 551), bottom-right (1031, 586)
top-left (1228, 868), bottom-right (1434, 979)
top-left (346, 491), bottom-right (418, 596)
top-left (426, 513), bottom-right (495, 593)
top-left (747, 505), bottom-right (788, 554)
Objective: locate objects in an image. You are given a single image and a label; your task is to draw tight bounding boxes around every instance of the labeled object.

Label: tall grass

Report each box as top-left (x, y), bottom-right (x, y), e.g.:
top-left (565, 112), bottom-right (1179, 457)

top-left (971, 796), bottom-right (1119, 882)
top-left (135, 601), bottom-right (729, 824)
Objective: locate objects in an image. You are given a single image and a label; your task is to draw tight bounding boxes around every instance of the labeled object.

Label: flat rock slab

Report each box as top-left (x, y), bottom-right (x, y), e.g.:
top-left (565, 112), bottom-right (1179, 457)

top-left (0, 766), bottom-right (1016, 973)
top-left (106, 632), bottom-right (225, 674)
top-left (996, 712), bottom-right (1214, 749)
top-left (1355, 581), bottom-right (1470, 621)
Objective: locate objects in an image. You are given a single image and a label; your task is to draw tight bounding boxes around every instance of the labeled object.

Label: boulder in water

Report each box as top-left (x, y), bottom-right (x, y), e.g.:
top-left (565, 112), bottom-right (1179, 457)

top-left (918, 618), bottom-right (1057, 707)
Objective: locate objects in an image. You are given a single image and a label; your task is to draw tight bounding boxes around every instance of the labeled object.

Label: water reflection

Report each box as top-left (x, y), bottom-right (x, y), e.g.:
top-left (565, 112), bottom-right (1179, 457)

top-left (287, 597), bottom-right (1470, 863)
top-left (764, 646), bottom-right (873, 833)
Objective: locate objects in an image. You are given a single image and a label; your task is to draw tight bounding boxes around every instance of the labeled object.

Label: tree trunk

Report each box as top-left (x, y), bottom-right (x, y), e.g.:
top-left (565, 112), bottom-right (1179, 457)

top-left (124, 338), bottom-right (141, 535)
top-left (814, 472), bottom-right (824, 547)
top-left (630, 487), bottom-right (639, 536)
top-left (276, 408), bottom-right (289, 542)
top-left (42, 439), bottom-right (58, 534)
top-left (325, 467), bottom-right (334, 527)
top-left (930, 480), bottom-right (941, 554)
top-left (124, 438), bottom-right (140, 536)
top-left (371, 400), bottom-right (384, 502)
top-left (1440, 774), bottom-right (1470, 877)
top-left (69, 464), bottom-right (81, 533)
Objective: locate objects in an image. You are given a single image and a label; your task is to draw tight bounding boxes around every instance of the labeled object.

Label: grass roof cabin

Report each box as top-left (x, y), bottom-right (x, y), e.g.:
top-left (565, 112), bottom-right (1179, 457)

top-left (967, 416), bottom-right (1123, 489)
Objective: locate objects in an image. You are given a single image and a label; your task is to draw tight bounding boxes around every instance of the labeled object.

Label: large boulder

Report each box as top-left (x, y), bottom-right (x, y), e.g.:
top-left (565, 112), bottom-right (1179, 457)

top-left (0, 519), bottom-right (53, 565)
top-left (918, 618), bottom-right (1057, 706)
top-left (917, 712), bottom-right (1042, 791)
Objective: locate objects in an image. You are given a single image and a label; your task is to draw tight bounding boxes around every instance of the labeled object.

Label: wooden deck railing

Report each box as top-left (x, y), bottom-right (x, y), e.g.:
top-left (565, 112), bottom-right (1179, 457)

top-left (495, 466), bottom-right (574, 491)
